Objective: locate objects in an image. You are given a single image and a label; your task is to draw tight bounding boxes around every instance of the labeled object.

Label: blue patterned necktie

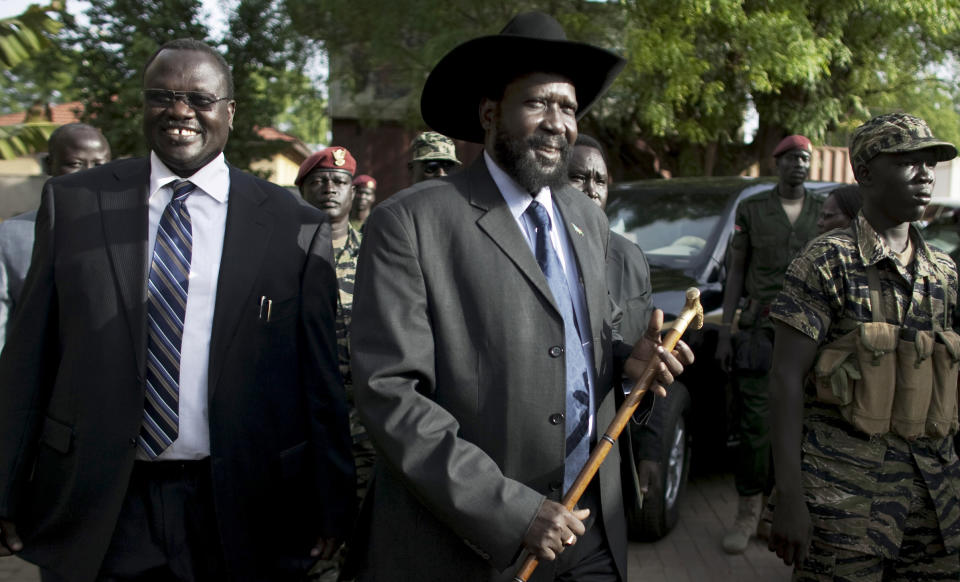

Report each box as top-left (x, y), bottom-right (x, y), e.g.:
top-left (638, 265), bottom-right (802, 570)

top-left (139, 179), bottom-right (195, 458)
top-left (525, 200), bottom-right (591, 493)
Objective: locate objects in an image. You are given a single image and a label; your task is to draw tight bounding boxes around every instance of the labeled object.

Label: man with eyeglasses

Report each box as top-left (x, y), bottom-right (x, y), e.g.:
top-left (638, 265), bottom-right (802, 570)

top-left (408, 131), bottom-right (462, 183)
top-left (0, 38), bottom-right (354, 582)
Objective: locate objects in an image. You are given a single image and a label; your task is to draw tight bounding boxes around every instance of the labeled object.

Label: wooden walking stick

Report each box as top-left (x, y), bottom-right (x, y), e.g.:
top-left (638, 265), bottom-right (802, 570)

top-left (513, 288), bottom-right (703, 582)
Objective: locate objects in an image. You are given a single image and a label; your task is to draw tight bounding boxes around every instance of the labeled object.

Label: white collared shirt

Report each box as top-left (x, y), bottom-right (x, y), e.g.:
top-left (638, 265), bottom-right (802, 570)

top-left (139, 151), bottom-right (230, 460)
top-left (483, 151), bottom-right (596, 437)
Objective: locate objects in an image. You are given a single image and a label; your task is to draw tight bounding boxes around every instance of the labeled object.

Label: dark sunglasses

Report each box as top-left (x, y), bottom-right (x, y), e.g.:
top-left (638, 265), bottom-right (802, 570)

top-left (144, 89), bottom-right (232, 111)
top-left (422, 160), bottom-right (457, 175)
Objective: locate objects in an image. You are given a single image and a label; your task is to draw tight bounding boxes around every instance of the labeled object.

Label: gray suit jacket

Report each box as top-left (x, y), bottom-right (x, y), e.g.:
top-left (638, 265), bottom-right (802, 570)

top-left (0, 210), bottom-right (37, 350)
top-left (350, 159), bottom-right (629, 582)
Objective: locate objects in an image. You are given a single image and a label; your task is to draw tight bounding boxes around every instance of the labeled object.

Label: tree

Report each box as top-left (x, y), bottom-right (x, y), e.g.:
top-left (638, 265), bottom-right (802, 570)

top-left (56, 0), bottom-right (325, 173)
top-left (0, 2), bottom-right (67, 159)
top-left (222, 0), bottom-right (322, 173)
top-left (288, 0), bottom-right (525, 128)
top-left (0, 2), bottom-right (62, 69)
top-left (67, 0), bottom-right (209, 158)
top-left (294, 0), bottom-right (960, 178)
top-left (0, 42), bottom-right (81, 115)
top-left (274, 72), bottom-right (329, 148)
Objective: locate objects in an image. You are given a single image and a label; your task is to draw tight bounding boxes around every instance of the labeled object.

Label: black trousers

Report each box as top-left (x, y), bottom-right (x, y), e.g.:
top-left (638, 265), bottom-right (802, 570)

top-left (552, 481), bottom-right (621, 582)
top-left (43, 459), bottom-right (225, 582)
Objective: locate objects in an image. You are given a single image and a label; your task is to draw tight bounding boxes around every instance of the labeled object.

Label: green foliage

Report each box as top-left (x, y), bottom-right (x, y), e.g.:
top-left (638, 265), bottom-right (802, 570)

top-left (47, 0), bottom-right (328, 173)
top-left (288, 0), bottom-right (545, 127)
top-left (274, 75), bottom-right (329, 147)
top-left (294, 0), bottom-right (960, 178)
top-left (0, 3), bottom-right (62, 69)
top-left (614, 0), bottom-right (960, 175)
top-left (0, 3), bottom-right (65, 160)
top-left (0, 43), bottom-right (81, 114)
top-left (222, 0), bottom-right (321, 174)
top-left (0, 121), bottom-right (55, 159)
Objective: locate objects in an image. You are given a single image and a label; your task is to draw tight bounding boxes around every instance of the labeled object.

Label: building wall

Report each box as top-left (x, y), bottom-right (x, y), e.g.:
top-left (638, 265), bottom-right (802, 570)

top-left (742, 145), bottom-right (855, 183)
top-left (809, 146), bottom-right (855, 184)
top-left (249, 154), bottom-right (303, 187)
top-left (332, 119), bottom-right (415, 201)
top-left (934, 158), bottom-right (959, 201)
top-left (332, 119), bottom-right (484, 203)
top-left (0, 157), bottom-right (43, 177)
top-left (0, 175), bottom-right (47, 220)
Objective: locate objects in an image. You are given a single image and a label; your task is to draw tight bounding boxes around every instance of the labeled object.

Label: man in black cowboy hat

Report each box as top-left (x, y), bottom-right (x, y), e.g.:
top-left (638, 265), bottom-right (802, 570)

top-left (349, 12), bottom-right (692, 581)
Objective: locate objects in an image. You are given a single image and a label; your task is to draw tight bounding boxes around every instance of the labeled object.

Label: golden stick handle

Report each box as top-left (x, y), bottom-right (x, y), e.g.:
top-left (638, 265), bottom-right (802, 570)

top-left (513, 288), bottom-right (703, 582)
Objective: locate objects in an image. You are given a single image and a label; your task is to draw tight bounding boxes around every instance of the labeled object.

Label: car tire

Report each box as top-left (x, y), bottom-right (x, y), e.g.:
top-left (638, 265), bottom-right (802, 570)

top-left (626, 381), bottom-right (692, 541)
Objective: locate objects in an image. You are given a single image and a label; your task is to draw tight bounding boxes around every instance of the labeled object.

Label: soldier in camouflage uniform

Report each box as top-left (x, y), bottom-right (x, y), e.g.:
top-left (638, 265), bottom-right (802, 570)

top-left (296, 146), bottom-right (372, 582)
top-left (296, 146), bottom-right (374, 503)
top-left (408, 131), bottom-right (462, 184)
top-left (768, 113), bottom-right (960, 581)
top-left (717, 134), bottom-right (824, 553)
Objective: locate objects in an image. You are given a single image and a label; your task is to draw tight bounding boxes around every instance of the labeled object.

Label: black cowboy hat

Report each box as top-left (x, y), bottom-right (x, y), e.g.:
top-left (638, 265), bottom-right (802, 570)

top-left (420, 12), bottom-right (627, 144)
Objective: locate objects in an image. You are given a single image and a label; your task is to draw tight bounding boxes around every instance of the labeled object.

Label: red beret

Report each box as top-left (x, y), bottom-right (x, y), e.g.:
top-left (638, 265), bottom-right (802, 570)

top-left (352, 174), bottom-right (377, 189)
top-left (772, 135), bottom-right (812, 158)
top-left (295, 146), bottom-right (356, 186)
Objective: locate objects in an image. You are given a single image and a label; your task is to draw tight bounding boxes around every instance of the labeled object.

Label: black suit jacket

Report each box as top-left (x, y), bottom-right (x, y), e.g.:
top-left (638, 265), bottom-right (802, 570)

top-left (0, 158), bottom-right (354, 582)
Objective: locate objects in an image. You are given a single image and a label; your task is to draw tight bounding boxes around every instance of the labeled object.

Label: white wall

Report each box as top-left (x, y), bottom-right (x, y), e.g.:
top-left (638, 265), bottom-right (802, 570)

top-left (934, 158), bottom-right (960, 201)
top-left (0, 175), bottom-right (46, 220)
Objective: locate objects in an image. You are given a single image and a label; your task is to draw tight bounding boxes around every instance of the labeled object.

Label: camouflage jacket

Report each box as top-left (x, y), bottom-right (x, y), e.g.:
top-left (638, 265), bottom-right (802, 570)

top-left (771, 213), bottom-right (960, 557)
top-left (334, 225), bottom-right (377, 500)
top-left (334, 224), bottom-right (362, 389)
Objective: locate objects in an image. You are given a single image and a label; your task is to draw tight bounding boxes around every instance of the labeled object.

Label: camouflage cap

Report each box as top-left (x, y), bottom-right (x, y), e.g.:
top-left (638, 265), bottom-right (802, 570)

top-left (849, 113), bottom-right (957, 170)
top-left (410, 132), bottom-right (462, 165)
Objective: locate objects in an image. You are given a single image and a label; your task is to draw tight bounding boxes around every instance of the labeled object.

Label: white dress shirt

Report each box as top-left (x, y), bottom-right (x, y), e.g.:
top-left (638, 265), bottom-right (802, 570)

top-left (139, 152), bottom-right (230, 460)
top-left (484, 151), bottom-right (596, 437)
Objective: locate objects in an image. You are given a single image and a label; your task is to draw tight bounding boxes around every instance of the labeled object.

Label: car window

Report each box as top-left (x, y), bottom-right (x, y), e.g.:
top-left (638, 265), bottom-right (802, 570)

top-left (607, 189), bottom-right (731, 269)
top-left (921, 218), bottom-right (960, 260)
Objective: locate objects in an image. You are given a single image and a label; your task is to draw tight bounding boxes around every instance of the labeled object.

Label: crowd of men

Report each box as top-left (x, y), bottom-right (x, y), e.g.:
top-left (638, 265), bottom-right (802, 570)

top-left (0, 9), bottom-right (956, 582)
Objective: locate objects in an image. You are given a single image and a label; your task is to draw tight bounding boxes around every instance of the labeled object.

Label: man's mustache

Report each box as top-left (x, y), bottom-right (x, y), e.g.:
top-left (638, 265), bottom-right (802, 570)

top-left (527, 135), bottom-right (568, 151)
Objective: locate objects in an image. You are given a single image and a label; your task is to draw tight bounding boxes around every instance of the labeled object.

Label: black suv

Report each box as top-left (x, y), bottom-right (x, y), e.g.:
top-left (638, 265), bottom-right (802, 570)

top-left (610, 177), bottom-right (840, 540)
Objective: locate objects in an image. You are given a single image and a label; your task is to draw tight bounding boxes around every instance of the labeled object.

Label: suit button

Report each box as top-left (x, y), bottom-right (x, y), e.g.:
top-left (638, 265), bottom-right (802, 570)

top-left (549, 346), bottom-right (563, 357)
top-left (549, 413), bottom-right (564, 425)
top-left (549, 480), bottom-right (562, 492)
top-left (129, 438), bottom-right (136, 447)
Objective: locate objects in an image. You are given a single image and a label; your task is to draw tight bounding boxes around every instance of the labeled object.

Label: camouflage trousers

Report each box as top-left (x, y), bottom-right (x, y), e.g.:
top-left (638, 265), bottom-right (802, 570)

top-left (308, 405), bottom-right (378, 582)
top-left (794, 454), bottom-right (960, 581)
top-left (351, 406), bottom-right (376, 503)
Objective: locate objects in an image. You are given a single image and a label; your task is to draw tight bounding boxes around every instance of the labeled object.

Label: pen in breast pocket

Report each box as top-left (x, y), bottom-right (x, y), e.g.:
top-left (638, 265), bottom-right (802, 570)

top-left (259, 295), bottom-right (273, 321)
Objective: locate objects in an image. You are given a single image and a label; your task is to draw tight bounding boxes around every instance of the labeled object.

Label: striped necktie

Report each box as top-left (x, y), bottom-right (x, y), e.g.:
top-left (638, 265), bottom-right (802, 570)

top-left (525, 200), bottom-right (591, 493)
top-left (139, 179), bottom-right (195, 458)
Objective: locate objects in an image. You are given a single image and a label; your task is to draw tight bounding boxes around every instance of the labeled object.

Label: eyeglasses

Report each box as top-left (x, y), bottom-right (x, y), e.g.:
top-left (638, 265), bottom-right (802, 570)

top-left (144, 89), bottom-right (232, 111)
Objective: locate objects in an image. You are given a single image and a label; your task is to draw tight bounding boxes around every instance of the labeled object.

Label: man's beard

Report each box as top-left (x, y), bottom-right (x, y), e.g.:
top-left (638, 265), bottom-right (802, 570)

top-left (493, 126), bottom-right (572, 194)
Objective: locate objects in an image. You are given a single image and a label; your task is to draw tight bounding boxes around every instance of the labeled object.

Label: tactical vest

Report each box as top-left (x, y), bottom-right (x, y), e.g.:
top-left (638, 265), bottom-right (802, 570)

top-left (813, 264), bottom-right (960, 439)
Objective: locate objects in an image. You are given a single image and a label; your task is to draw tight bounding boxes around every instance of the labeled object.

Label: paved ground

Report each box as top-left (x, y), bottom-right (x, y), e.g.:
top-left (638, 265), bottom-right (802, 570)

top-left (0, 554), bottom-right (38, 581)
top-left (629, 471), bottom-right (792, 581)
top-left (0, 472), bottom-right (791, 581)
